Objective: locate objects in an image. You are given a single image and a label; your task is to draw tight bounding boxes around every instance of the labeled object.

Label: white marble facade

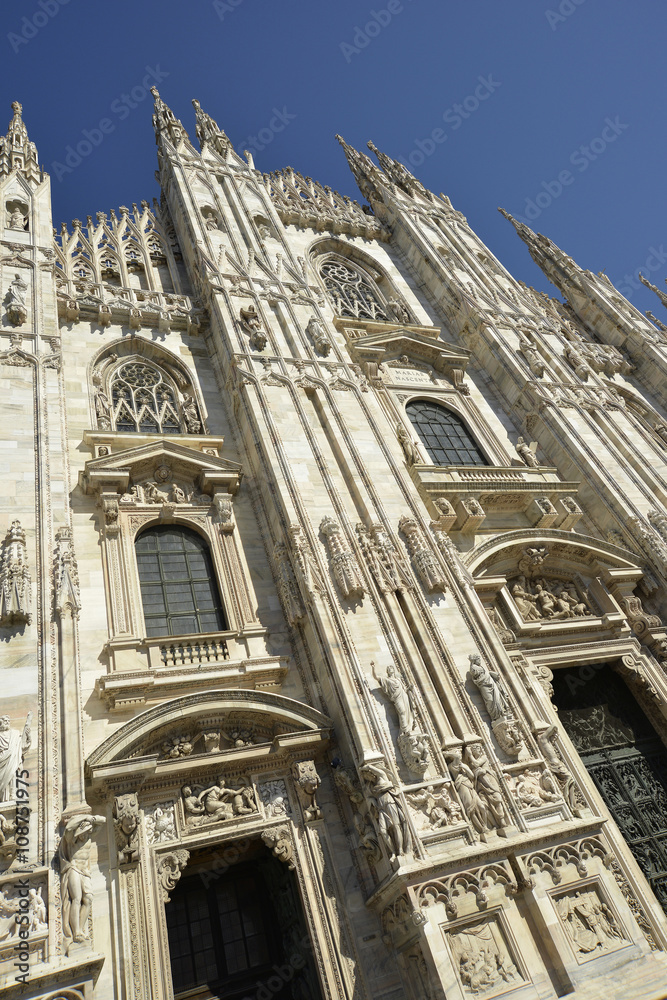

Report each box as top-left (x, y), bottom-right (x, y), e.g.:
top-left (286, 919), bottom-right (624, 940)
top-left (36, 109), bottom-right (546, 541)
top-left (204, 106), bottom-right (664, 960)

top-left (0, 92), bottom-right (666, 999)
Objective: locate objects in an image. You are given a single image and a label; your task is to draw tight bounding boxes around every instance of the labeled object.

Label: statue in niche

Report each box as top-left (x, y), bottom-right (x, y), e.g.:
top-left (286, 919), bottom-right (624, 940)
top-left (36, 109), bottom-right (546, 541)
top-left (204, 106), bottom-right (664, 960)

top-left (515, 436), bottom-right (539, 468)
top-left (93, 380), bottom-right (111, 430)
top-left (360, 761), bottom-right (414, 862)
top-left (0, 713), bottom-right (31, 802)
top-left (203, 209), bottom-right (220, 231)
top-left (5, 273), bottom-right (27, 326)
top-left (7, 206), bottom-right (26, 231)
top-left (59, 813), bottom-right (106, 954)
top-left (468, 654), bottom-right (509, 722)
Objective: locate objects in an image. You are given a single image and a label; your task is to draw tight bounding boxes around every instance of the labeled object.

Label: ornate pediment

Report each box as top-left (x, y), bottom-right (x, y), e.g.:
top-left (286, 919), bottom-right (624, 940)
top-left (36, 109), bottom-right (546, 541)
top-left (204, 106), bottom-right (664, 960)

top-left (86, 690), bottom-right (333, 788)
top-left (339, 322), bottom-right (471, 380)
top-left (466, 530), bottom-right (662, 648)
top-left (79, 437), bottom-right (242, 497)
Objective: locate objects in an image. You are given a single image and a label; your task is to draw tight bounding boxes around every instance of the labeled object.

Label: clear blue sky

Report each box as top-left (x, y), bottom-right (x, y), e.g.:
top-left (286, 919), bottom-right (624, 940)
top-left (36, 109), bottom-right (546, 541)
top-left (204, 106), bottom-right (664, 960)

top-left (3, 0), bottom-right (665, 312)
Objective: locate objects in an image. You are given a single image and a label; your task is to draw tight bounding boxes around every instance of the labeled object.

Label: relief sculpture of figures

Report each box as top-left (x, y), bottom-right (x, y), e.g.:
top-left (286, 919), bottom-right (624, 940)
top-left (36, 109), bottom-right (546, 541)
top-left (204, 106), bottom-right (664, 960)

top-left (510, 574), bottom-right (592, 622)
top-left (556, 891), bottom-right (626, 954)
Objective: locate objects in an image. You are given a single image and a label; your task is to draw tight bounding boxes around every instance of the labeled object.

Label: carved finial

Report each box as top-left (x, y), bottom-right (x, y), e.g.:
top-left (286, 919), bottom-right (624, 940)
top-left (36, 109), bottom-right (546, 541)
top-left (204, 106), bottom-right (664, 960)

top-left (192, 98), bottom-right (231, 156)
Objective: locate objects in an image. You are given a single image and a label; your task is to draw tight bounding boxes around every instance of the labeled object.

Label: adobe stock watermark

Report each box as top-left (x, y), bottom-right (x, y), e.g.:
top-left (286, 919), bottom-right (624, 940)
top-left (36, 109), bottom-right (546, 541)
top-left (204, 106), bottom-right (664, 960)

top-left (613, 246), bottom-right (667, 301)
top-left (340, 0), bottom-right (415, 63)
top-left (237, 106), bottom-right (296, 159)
top-left (511, 116), bottom-right (629, 225)
top-left (50, 65), bottom-right (169, 182)
top-left (213, 0), bottom-right (246, 21)
top-left (396, 75), bottom-right (501, 169)
top-left (546, 0), bottom-right (587, 31)
top-left (8, 0), bottom-right (73, 54)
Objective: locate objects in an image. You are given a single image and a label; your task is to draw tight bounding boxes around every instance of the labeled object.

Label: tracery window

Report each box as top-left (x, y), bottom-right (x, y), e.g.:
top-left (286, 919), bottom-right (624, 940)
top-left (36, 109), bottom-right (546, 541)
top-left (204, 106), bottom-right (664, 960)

top-left (319, 258), bottom-right (389, 321)
top-left (110, 360), bottom-right (181, 434)
top-left (135, 525), bottom-right (227, 637)
top-left (406, 400), bottom-right (488, 466)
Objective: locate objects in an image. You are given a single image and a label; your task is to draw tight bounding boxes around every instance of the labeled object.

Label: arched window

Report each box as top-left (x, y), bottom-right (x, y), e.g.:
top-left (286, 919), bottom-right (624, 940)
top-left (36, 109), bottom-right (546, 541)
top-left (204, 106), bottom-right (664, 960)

top-left (110, 359), bottom-right (181, 434)
top-left (318, 257), bottom-right (389, 322)
top-left (406, 400), bottom-right (488, 466)
top-left (135, 525), bottom-right (227, 637)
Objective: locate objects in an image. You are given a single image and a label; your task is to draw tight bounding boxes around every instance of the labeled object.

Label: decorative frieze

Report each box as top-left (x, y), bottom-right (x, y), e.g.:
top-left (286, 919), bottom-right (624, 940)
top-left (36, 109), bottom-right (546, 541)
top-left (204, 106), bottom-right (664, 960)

top-left (181, 776), bottom-right (257, 826)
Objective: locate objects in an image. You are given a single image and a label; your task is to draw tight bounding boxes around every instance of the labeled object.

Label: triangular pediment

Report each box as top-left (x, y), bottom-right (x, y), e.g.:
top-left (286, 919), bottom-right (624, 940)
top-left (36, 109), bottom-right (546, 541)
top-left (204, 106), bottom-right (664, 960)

top-left (79, 438), bottom-right (242, 496)
top-left (346, 327), bottom-right (471, 374)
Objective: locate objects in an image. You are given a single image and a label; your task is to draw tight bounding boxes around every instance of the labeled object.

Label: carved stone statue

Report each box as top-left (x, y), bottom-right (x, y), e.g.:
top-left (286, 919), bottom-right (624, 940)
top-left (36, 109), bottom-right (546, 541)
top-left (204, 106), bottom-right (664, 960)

top-left (6, 273), bottom-right (27, 326)
top-left (387, 298), bottom-right (410, 324)
top-left (468, 654), bottom-right (510, 722)
top-left (292, 760), bottom-right (322, 821)
top-left (306, 317), bottom-right (331, 356)
top-left (397, 424), bottom-right (419, 465)
top-left (333, 767), bottom-right (381, 862)
top-left (7, 207), bottom-right (26, 231)
top-left (0, 522), bottom-right (32, 627)
top-left (464, 743), bottom-right (509, 833)
top-left (0, 713), bottom-right (31, 802)
top-left (59, 813), bottom-right (106, 954)
top-left (445, 749), bottom-right (489, 838)
top-left (239, 305), bottom-right (267, 351)
top-left (181, 394), bottom-right (201, 434)
top-left (515, 437), bottom-right (539, 468)
top-left (113, 792), bottom-right (140, 864)
top-left (374, 662), bottom-right (415, 734)
top-left (360, 761), bottom-right (414, 863)
top-left (261, 826), bottom-right (295, 869)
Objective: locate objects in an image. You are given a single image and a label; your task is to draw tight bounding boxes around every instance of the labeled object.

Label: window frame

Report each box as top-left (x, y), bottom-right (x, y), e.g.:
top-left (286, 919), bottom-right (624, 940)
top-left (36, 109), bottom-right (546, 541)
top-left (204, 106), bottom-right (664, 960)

top-left (406, 398), bottom-right (490, 467)
top-left (135, 523), bottom-right (229, 639)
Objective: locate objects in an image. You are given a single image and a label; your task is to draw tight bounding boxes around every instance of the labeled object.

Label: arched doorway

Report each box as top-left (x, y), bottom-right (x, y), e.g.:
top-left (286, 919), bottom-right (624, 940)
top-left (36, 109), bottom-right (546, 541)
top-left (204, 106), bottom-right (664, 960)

top-left (552, 663), bottom-right (667, 914)
top-left (165, 840), bottom-right (323, 1000)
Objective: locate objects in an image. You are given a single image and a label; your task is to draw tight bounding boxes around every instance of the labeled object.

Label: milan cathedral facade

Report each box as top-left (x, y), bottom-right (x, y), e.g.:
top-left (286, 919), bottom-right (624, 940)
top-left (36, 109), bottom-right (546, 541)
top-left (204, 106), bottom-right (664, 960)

top-left (1, 90), bottom-right (667, 1000)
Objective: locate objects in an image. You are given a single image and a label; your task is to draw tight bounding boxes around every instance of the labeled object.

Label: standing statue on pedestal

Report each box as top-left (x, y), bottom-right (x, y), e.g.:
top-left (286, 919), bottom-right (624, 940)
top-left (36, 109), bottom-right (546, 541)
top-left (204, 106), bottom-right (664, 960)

top-left (0, 713), bottom-right (31, 802)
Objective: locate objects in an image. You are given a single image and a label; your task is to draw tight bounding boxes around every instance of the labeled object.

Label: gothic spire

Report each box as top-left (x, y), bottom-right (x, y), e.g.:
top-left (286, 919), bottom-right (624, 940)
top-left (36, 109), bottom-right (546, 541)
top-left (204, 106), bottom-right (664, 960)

top-left (0, 101), bottom-right (42, 184)
top-left (366, 140), bottom-right (429, 199)
top-left (639, 273), bottom-right (667, 312)
top-left (498, 208), bottom-right (585, 293)
top-left (335, 134), bottom-right (383, 203)
top-left (192, 99), bottom-right (231, 158)
top-left (150, 88), bottom-right (188, 147)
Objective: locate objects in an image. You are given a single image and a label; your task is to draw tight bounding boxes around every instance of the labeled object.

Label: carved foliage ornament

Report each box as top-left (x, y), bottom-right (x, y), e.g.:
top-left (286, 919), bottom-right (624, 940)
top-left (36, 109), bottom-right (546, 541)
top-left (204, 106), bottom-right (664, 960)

top-left (320, 516), bottom-right (365, 599)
